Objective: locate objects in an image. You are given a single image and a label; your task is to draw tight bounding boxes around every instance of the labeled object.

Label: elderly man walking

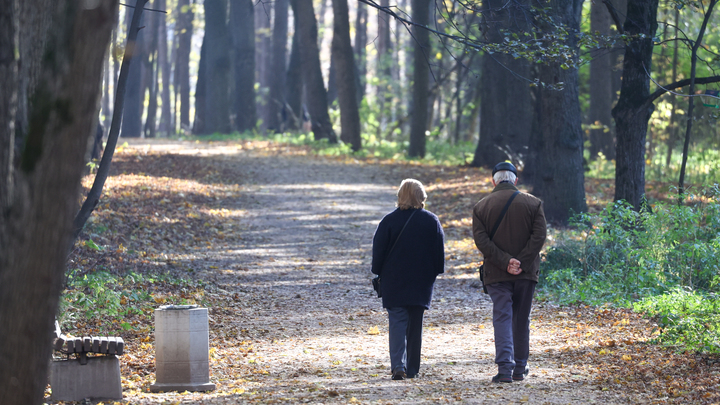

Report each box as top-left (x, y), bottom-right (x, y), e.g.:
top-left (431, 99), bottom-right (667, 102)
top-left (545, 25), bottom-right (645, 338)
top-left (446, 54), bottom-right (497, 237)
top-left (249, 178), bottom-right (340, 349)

top-left (472, 162), bottom-right (547, 383)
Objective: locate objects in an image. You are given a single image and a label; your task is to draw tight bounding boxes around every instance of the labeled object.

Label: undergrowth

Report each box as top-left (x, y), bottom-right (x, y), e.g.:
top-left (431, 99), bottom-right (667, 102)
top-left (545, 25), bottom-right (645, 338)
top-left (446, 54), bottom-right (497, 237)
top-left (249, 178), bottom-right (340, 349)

top-left (539, 184), bottom-right (720, 353)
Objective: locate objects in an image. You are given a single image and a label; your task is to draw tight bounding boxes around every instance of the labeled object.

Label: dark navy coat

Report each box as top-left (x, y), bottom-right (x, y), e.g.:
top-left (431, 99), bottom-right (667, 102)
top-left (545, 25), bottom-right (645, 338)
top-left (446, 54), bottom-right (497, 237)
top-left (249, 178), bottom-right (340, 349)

top-left (371, 208), bottom-right (445, 309)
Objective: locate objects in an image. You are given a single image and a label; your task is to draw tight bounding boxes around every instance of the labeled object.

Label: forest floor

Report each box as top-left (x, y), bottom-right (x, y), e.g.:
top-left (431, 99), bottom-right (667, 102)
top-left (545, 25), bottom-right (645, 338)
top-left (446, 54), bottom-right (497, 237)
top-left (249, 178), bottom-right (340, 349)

top-left (50, 138), bottom-right (720, 404)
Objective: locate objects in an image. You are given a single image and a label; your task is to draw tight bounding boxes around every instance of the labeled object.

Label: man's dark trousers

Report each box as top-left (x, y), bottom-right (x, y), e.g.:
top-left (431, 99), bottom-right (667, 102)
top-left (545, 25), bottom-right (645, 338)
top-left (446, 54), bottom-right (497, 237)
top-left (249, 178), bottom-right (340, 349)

top-left (486, 279), bottom-right (536, 375)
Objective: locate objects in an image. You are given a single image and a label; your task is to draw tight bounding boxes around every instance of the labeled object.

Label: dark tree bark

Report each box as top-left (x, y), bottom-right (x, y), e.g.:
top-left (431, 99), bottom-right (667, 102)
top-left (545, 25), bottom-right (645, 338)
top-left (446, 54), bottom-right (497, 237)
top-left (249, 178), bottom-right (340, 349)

top-left (144, 7), bottom-right (158, 138)
top-left (0, 2), bottom-right (117, 404)
top-left (121, 0), bottom-right (147, 137)
top-left (354, 3), bottom-right (368, 100)
top-left (291, 0), bottom-right (337, 142)
top-left (202, 0), bottom-right (231, 135)
top-left (157, 0), bottom-right (172, 136)
top-left (665, 8), bottom-right (680, 168)
top-left (193, 38), bottom-right (207, 134)
top-left (332, 0), bottom-right (361, 151)
top-left (284, 23), bottom-right (303, 130)
top-left (471, 0), bottom-right (532, 167)
top-left (230, 0), bottom-right (257, 132)
top-left (175, 0), bottom-right (194, 131)
top-left (255, 2), bottom-right (272, 129)
top-left (266, 0), bottom-right (287, 132)
top-left (531, 0), bottom-right (587, 225)
top-left (611, 0), bottom-right (659, 210)
top-left (588, 0), bottom-right (616, 159)
top-left (0, 0), bottom-right (18, 210)
top-left (408, 0), bottom-right (431, 158)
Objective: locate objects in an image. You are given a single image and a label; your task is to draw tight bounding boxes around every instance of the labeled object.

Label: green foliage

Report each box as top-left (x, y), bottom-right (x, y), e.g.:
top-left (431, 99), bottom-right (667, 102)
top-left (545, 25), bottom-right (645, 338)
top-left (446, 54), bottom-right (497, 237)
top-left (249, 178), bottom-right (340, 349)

top-left (633, 288), bottom-right (720, 353)
top-left (58, 269), bottom-right (206, 334)
top-left (539, 186), bottom-right (720, 352)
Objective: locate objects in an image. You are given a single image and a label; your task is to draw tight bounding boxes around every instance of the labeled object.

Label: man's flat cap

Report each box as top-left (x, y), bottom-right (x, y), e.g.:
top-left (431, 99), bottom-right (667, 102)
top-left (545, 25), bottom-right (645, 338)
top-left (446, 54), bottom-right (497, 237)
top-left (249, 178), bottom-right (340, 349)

top-left (492, 161), bottom-right (518, 176)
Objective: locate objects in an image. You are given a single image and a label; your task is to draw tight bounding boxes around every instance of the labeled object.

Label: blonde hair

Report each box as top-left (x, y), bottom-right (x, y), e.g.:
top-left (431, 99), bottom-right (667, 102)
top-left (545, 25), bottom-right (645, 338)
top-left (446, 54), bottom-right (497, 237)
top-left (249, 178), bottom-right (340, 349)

top-left (396, 179), bottom-right (427, 210)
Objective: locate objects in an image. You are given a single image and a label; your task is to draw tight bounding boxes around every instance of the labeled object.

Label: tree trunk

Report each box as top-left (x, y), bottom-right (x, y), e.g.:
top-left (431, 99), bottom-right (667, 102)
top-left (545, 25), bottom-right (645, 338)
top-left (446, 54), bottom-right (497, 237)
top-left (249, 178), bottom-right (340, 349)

top-left (376, 0), bottom-right (392, 135)
top-left (665, 8), bottom-right (680, 167)
top-left (531, 0), bottom-right (587, 225)
top-left (332, 0), bottom-right (361, 151)
top-left (0, 0), bottom-right (18, 210)
top-left (176, 0), bottom-right (194, 131)
top-left (157, 0), bottom-right (172, 136)
top-left (144, 7), bottom-right (158, 138)
top-left (471, 0), bottom-right (532, 167)
top-left (202, 0), bottom-right (231, 135)
top-left (354, 3), bottom-right (367, 100)
top-left (121, 0), bottom-right (147, 137)
top-left (408, 0), bottom-right (431, 158)
top-left (588, 0), bottom-right (615, 159)
top-left (611, 0), bottom-right (658, 210)
top-left (285, 22), bottom-right (303, 130)
top-left (0, 2), bottom-right (117, 404)
top-left (255, 3), bottom-right (272, 131)
top-left (230, 0), bottom-right (257, 132)
top-left (266, 0), bottom-right (288, 132)
top-left (291, 0), bottom-right (337, 142)
top-left (193, 38), bottom-right (207, 134)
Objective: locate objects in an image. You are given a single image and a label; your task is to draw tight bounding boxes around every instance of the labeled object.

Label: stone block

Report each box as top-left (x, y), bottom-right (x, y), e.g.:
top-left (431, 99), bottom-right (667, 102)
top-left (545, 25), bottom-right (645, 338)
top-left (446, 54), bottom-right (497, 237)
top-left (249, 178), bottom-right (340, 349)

top-left (49, 356), bottom-right (122, 401)
top-left (150, 306), bottom-right (216, 392)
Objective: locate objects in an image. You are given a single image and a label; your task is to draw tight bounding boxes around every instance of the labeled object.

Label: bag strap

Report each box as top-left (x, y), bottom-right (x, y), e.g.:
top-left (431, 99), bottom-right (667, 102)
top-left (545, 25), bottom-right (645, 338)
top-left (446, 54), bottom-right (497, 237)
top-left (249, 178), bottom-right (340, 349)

top-left (386, 209), bottom-right (418, 259)
top-left (488, 191), bottom-right (520, 241)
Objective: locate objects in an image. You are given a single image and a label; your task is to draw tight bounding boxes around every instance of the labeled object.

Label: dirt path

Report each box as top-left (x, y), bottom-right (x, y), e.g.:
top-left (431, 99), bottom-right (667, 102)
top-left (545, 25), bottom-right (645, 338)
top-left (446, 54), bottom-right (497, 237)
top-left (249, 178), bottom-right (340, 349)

top-left (114, 140), bottom-right (643, 404)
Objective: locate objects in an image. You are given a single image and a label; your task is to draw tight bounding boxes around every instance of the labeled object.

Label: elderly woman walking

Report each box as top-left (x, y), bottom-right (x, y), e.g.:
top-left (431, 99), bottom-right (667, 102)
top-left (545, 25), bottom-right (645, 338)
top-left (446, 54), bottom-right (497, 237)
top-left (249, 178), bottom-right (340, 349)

top-left (371, 179), bottom-right (445, 380)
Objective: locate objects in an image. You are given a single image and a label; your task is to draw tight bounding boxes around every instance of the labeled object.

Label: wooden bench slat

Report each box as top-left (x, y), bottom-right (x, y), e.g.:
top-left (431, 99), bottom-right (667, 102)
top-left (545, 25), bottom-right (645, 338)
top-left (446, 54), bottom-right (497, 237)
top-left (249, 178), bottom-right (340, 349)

top-left (115, 338), bottom-right (124, 355)
top-left (74, 337), bottom-right (83, 353)
top-left (92, 336), bottom-right (100, 353)
top-left (100, 338), bottom-right (109, 354)
top-left (83, 336), bottom-right (92, 352)
top-left (65, 339), bottom-right (74, 353)
top-left (54, 335), bottom-right (67, 352)
top-left (107, 337), bottom-right (117, 355)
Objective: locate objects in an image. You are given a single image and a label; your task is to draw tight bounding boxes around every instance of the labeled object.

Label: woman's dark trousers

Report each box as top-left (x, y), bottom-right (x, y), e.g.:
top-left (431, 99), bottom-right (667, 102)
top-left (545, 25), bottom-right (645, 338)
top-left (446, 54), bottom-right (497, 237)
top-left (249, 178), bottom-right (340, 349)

top-left (387, 306), bottom-right (425, 376)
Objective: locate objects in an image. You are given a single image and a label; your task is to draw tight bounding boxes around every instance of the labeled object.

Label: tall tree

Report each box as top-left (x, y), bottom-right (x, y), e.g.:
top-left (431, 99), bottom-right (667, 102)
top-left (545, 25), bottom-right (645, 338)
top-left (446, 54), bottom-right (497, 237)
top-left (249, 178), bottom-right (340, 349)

top-left (611, 0), bottom-right (659, 210)
top-left (175, 0), bottom-right (194, 131)
top-left (354, 3), bottom-right (368, 100)
top-left (193, 38), bottom-right (207, 134)
top-left (408, 0), bottom-right (431, 158)
top-left (531, 0), bottom-right (587, 224)
top-left (291, 0), bottom-right (337, 142)
top-left (121, 0), bottom-right (148, 137)
top-left (376, 0), bottom-right (393, 134)
top-left (471, 0), bottom-right (533, 167)
top-left (202, 0), bottom-right (232, 135)
top-left (231, 0), bottom-right (257, 132)
top-left (332, 0), bottom-right (361, 151)
top-left (266, 0), bottom-right (288, 132)
top-left (157, 0), bottom-right (172, 136)
top-left (0, 0), bottom-right (18, 210)
top-left (285, 22), bottom-right (303, 130)
top-left (588, 0), bottom-right (616, 160)
top-left (255, 2), bottom-right (272, 129)
top-left (0, 2), bottom-right (118, 403)
top-left (143, 6), bottom-right (159, 138)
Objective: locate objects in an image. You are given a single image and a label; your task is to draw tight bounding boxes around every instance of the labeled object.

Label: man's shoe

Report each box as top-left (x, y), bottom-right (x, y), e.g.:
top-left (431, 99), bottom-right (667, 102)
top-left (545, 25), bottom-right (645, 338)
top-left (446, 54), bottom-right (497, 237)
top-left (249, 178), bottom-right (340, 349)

top-left (406, 373), bottom-right (417, 379)
top-left (491, 373), bottom-right (513, 383)
top-left (392, 370), bottom-right (406, 380)
top-left (513, 366), bottom-right (529, 381)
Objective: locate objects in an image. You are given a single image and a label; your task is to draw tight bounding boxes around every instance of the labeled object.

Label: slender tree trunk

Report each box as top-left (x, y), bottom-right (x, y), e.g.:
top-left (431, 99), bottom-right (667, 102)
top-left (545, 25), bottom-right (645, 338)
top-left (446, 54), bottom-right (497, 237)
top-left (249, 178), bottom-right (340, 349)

top-left (678, 0), bottom-right (717, 195)
top-left (157, 0), bottom-right (172, 136)
top-left (121, 0), bottom-right (147, 137)
top-left (0, 2), bottom-right (117, 404)
top-left (588, 0), bottom-right (615, 159)
top-left (255, 3), bottom-right (272, 131)
top-left (471, 0), bottom-right (532, 167)
top-left (202, 0), bottom-right (231, 135)
top-left (612, 0), bottom-right (659, 210)
top-left (332, 0), bottom-right (361, 151)
top-left (291, 0), bottom-right (337, 142)
top-left (266, 0), bottom-right (288, 132)
top-left (354, 3), bottom-right (367, 100)
top-left (408, 0), bottom-right (431, 158)
top-left (376, 0), bottom-right (392, 135)
top-left (193, 38), bottom-right (207, 134)
top-left (665, 9), bottom-right (680, 168)
top-left (144, 7), bottom-right (159, 138)
top-left (285, 22), bottom-right (303, 130)
top-left (531, 0), bottom-right (587, 224)
top-left (176, 0), bottom-right (194, 131)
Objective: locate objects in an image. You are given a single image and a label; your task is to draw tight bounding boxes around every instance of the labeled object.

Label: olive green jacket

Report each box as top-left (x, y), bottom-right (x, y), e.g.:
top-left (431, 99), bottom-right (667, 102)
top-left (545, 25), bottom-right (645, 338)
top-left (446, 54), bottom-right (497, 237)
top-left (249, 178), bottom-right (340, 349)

top-left (472, 182), bottom-right (547, 285)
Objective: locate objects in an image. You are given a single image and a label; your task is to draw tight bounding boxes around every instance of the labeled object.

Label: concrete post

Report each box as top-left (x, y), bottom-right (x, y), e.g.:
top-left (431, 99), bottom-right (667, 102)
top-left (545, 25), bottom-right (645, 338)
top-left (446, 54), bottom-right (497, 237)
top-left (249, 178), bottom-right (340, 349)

top-left (49, 355), bottom-right (123, 401)
top-left (150, 305), bottom-right (216, 392)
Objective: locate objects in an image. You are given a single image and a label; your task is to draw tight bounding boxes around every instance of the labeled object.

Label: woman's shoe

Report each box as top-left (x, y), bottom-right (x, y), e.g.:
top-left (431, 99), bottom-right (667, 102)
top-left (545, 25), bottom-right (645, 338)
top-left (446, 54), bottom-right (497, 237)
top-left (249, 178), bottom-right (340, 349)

top-left (392, 370), bottom-right (407, 380)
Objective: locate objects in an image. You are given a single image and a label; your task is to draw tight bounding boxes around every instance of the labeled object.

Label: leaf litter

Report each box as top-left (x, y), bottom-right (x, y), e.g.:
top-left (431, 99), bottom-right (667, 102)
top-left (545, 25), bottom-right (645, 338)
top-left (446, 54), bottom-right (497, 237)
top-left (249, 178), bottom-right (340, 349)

top-left (51, 139), bottom-right (719, 404)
